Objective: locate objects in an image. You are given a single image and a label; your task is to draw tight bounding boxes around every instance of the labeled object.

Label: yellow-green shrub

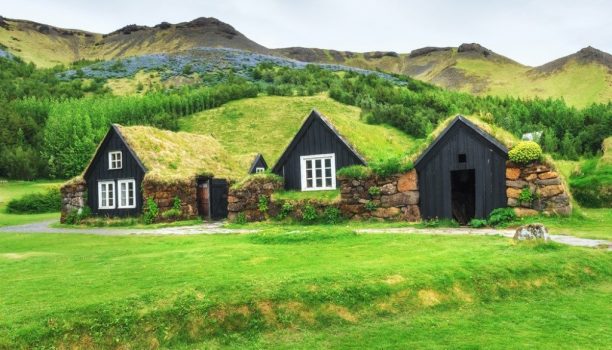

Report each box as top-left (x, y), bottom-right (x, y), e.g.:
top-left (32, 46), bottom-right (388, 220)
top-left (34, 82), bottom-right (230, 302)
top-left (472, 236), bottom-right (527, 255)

top-left (509, 141), bottom-right (542, 164)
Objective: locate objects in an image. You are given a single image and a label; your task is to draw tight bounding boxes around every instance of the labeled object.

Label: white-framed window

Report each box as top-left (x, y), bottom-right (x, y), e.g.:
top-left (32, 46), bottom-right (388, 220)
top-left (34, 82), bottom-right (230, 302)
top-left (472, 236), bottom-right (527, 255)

top-left (300, 153), bottom-right (336, 191)
top-left (117, 179), bottom-right (137, 209)
top-left (108, 151), bottom-right (122, 170)
top-left (255, 167), bottom-right (265, 173)
top-left (98, 180), bottom-right (115, 209)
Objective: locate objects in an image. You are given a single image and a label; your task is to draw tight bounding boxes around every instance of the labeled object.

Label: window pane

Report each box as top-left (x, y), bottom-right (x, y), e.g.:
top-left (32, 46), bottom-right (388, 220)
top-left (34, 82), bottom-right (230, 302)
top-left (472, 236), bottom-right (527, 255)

top-left (129, 182), bottom-right (134, 205)
top-left (306, 179), bottom-right (313, 188)
top-left (315, 159), bottom-right (321, 169)
top-left (306, 169), bottom-right (312, 179)
top-left (325, 158), bottom-right (331, 168)
top-left (316, 169), bottom-right (322, 178)
top-left (326, 178), bottom-right (332, 187)
top-left (306, 160), bottom-right (312, 169)
top-left (316, 179), bottom-right (322, 187)
top-left (325, 168), bottom-right (332, 177)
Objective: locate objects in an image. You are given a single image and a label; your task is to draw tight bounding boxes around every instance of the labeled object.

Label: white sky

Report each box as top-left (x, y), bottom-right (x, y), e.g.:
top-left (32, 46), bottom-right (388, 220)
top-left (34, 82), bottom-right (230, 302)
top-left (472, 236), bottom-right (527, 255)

top-left (2, 0), bottom-right (610, 66)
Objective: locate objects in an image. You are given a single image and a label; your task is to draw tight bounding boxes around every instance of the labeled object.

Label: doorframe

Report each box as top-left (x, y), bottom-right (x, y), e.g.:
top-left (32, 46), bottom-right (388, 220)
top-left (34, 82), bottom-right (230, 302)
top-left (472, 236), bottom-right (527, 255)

top-left (450, 168), bottom-right (476, 224)
top-left (196, 176), bottom-right (212, 221)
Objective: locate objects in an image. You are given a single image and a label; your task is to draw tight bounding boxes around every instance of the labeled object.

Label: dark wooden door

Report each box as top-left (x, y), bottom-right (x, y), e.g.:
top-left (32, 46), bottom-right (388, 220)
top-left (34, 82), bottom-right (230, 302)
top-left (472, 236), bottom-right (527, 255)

top-left (197, 181), bottom-right (210, 218)
top-left (210, 179), bottom-right (228, 220)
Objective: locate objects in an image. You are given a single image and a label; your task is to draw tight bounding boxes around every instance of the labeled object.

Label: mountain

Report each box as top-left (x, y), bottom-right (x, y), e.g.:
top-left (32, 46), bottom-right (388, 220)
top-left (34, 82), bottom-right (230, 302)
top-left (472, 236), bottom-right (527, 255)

top-left (1, 15), bottom-right (610, 106)
top-left (0, 16), bottom-right (268, 67)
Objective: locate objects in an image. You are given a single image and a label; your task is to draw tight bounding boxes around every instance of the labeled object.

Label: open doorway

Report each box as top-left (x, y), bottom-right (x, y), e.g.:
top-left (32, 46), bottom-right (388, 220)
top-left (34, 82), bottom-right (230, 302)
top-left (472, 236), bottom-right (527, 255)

top-left (451, 169), bottom-right (475, 225)
top-left (196, 178), bottom-right (228, 220)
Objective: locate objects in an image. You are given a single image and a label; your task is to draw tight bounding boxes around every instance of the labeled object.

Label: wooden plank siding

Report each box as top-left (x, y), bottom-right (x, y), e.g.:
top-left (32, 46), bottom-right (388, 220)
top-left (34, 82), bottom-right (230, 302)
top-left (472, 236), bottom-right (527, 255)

top-left (415, 117), bottom-right (507, 220)
top-left (84, 127), bottom-right (146, 217)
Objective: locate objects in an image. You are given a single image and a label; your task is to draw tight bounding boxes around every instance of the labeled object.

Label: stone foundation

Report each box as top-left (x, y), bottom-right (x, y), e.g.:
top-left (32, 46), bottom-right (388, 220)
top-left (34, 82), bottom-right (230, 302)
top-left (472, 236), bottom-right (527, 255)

top-left (338, 170), bottom-right (420, 221)
top-left (227, 176), bottom-right (283, 221)
top-left (142, 179), bottom-right (198, 220)
top-left (505, 161), bottom-right (571, 216)
top-left (60, 178), bottom-right (87, 223)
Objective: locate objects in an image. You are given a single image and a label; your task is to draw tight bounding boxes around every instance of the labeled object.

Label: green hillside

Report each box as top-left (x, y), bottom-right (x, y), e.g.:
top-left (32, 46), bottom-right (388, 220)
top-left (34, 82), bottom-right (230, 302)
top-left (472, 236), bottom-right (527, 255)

top-left (179, 94), bottom-right (417, 165)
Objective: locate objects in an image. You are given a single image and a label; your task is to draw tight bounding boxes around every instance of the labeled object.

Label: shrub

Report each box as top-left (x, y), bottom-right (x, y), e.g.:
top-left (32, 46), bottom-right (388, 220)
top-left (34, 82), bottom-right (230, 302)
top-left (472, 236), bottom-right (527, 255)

top-left (161, 208), bottom-right (181, 220)
top-left (258, 195), bottom-right (269, 213)
top-left (277, 202), bottom-right (294, 220)
top-left (323, 206), bottom-right (342, 224)
top-left (368, 186), bottom-right (381, 196)
top-left (569, 158), bottom-right (612, 208)
top-left (509, 141), bottom-right (543, 165)
top-left (487, 207), bottom-right (516, 227)
top-left (469, 218), bottom-right (487, 228)
top-left (518, 187), bottom-right (535, 205)
top-left (6, 188), bottom-right (61, 214)
top-left (172, 196), bottom-right (181, 210)
top-left (336, 165), bottom-right (371, 180)
top-left (364, 200), bottom-right (378, 211)
top-left (143, 198), bottom-right (159, 224)
top-left (301, 204), bottom-right (318, 224)
top-left (64, 206), bottom-right (91, 225)
top-left (370, 157), bottom-right (413, 177)
top-left (234, 212), bottom-right (247, 225)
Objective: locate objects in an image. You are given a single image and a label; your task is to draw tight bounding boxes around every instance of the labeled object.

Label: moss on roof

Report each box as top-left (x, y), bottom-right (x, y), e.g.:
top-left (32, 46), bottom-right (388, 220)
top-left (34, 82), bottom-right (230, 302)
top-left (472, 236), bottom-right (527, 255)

top-left (180, 94), bottom-right (417, 165)
top-left (115, 125), bottom-right (254, 182)
top-left (601, 137), bottom-right (612, 165)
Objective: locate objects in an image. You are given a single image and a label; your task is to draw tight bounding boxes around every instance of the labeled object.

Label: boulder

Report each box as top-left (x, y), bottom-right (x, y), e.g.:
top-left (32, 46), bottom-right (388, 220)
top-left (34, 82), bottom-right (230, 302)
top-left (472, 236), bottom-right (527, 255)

top-left (507, 197), bottom-right (519, 207)
top-left (538, 171), bottom-right (558, 180)
top-left (513, 207), bottom-right (539, 217)
top-left (380, 191), bottom-right (419, 207)
top-left (525, 173), bottom-right (538, 182)
top-left (506, 187), bottom-right (521, 199)
top-left (401, 205), bottom-right (421, 222)
top-left (372, 207), bottom-right (401, 218)
top-left (506, 167), bottom-right (521, 180)
top-left (513, 223), bottom-right (550, 241)
top-left (397, 170), bottom-right (418, 192)
top-left (537, 185), bottom-right (564, 198)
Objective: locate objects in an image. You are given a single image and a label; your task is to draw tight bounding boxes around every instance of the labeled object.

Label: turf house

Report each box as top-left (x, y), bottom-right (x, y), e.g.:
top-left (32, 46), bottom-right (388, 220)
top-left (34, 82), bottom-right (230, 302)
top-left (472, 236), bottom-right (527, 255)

top-left (61, 110), bottom-right (572, 224)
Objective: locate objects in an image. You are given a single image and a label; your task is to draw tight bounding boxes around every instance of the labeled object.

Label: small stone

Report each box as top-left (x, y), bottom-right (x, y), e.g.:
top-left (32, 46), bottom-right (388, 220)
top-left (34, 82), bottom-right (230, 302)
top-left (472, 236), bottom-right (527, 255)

top-left (538, 171), bottom-right (558, 180)
top-left (537, 185), bottom-right (564, 198)
top-left (506, 180), bottom-right (528, 189)
top-left (506, 167), bottom-right (521, 180)
top-left (535, 177), bottom-right (561, 186)
top-left (506, 187), bottom-right (521, 199)
top-left (372, 207), bottom-right (401, 218)
top-left (380, 191), bottom-right (419, 207)
top-left (507, 197), bottom-right (519, 207)
top-left (525, 173), bottom-right (538, 181)
top-left (401, 205), bottom-right (421, 222)
top-left (513, 223), bottom-right (549, 241)
top-left (227, 195), bottom-right (239, 203)
top-left (380, 183), bottom-right (397, 195)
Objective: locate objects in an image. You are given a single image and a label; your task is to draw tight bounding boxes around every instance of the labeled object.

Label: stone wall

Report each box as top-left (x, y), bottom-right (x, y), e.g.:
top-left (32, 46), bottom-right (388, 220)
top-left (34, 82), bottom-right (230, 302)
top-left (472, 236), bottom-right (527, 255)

top-left (227, 177), bottom-right (283, 222)
top-left (142, 178), bottom-right (198, 220)
top-left (339, 170), bottom-right (420, 221)
top-left (60, 178), bottom-right (87, 223)
top-left (505, 161), bottom-right (571, 216)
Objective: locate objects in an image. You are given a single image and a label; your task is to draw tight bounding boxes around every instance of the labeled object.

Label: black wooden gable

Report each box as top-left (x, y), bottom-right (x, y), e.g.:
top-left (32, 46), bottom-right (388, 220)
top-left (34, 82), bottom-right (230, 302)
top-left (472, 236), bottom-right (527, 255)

top-left (272, 109), bottom-right (367, 190)
top-left (248, 153), bottom-right (268, 173)
top-left (84, 124), bottom-right (146, 179)
top-left (414, 115), bottom-right (508, 169)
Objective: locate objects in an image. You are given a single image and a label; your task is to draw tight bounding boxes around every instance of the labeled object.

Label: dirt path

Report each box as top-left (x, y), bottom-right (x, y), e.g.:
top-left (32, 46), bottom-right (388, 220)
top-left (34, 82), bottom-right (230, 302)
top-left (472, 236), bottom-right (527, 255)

top-left (0, 220), bottom-right (609, 249)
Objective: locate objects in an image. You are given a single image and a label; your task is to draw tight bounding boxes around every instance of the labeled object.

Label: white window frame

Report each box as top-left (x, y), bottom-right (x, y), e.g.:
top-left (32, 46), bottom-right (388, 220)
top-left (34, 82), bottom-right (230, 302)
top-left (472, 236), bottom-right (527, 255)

top-left (117, 179), bottom-right (137, 209)
top-left (98, 180), bottom-right (115, 210)
top-left (300, 153), bottom-right (336, 191)
top-left (255, 167), bottom-right (265, 173)
top-left (108, 151), bottom-right (122, 170)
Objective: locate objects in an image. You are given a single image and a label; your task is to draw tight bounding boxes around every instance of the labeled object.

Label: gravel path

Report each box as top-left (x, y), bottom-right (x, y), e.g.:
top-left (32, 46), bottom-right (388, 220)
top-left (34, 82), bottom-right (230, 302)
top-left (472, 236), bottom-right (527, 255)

top-left (0, 220), bottom-right (609, 249)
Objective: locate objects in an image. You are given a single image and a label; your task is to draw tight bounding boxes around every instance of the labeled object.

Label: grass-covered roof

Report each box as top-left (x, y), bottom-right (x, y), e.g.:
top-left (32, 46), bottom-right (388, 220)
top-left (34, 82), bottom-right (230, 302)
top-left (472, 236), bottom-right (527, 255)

top-left (180, 94), bottom-right (417, 165)
top-left (115, 125), bottom-right (254, 182)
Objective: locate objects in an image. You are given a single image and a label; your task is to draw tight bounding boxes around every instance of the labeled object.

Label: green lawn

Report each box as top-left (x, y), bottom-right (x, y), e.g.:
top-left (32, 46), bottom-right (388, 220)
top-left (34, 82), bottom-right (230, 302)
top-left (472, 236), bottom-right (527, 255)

top-left (0, 227), bottom-right (609, 348)
top-left (0, 180), bottom-right (62, 227)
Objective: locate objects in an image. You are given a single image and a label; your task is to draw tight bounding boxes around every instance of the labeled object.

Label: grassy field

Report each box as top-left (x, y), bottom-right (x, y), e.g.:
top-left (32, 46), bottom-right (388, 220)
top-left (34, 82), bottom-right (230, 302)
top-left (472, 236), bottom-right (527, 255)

top-left (0, 181), bottom-right (62, 227)
top-left (179, 94), bottom-right (417, 165)
top-left (0, 227), bottom-right (609, 348)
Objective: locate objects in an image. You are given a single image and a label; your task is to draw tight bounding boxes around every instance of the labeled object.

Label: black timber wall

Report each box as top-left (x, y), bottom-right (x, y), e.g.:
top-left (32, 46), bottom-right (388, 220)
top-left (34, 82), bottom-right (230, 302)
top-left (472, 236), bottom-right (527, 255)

top-left (415, 122), bottom-right (507, 220)
top-left (274, 117), bottom-right (364, 190)
top-left (85, 129), bottom-right (145, 217)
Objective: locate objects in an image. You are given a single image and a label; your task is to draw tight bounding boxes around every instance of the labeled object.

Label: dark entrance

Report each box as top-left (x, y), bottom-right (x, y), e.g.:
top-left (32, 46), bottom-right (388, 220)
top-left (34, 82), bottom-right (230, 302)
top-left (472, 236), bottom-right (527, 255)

top-left (196, 178), bottom-right (229, 220)
top-left (451, 169), bottom-right (476, 225)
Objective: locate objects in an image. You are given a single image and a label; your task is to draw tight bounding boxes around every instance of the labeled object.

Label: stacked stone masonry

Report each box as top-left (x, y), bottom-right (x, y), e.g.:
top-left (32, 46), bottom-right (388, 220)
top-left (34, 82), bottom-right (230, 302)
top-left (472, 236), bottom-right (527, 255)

top-left (505, 161), bottom-right (571, 217)
top-left (60, 179), bottom-right (87, 223)
top-left (142, 179), bottom-right (199, 220)
top-left (338, 170), bottom-right (421, 221)
top-left (227, 178), bottom-right (283, 221)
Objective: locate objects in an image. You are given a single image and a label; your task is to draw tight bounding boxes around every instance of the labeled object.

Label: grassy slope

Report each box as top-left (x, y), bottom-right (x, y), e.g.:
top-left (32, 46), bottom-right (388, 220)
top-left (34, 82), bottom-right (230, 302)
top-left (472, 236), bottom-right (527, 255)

top-left (179, 94), bottom-right (417, 165)
top-left (0, 181), bottom-right (62, 226)
top-left (0, 229), bottom-right (609, 348)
